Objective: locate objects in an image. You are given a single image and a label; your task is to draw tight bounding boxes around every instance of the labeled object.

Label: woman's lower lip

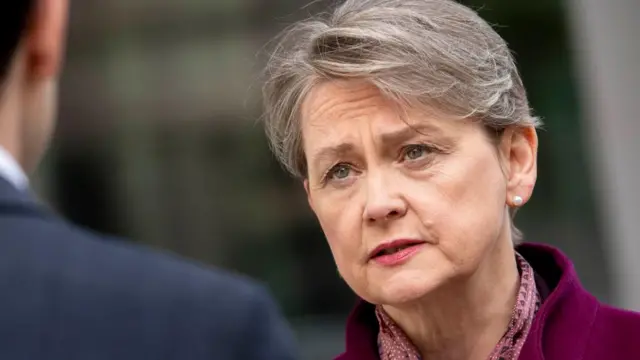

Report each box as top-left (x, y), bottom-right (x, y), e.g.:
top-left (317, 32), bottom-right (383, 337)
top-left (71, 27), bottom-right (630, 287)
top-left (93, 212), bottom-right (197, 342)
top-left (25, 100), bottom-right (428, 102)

top-left (371, 243), bottom-right (425, 266)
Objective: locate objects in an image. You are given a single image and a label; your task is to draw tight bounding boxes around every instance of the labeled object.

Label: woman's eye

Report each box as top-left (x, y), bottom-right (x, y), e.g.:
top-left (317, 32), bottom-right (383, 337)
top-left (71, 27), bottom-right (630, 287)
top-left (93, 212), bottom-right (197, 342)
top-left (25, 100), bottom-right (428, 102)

top-left (329, 164), bottom-right (351, 180)
top-left (403, 144), bottom-right (429, 161)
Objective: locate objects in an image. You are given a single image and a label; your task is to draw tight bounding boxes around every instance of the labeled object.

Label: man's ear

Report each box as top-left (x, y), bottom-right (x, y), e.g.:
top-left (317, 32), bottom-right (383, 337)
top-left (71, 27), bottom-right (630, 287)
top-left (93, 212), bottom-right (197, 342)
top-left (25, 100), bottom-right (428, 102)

top-left (26, 0), bottom-right (68, 79)
top-left (501, 126), bottom-right (538, 206)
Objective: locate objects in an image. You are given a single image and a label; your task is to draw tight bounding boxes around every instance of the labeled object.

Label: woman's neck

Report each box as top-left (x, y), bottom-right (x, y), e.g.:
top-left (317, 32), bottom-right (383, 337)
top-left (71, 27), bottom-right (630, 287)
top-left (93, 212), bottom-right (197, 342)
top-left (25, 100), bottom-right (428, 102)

top-left (381, 242), bottom-right (520, 360)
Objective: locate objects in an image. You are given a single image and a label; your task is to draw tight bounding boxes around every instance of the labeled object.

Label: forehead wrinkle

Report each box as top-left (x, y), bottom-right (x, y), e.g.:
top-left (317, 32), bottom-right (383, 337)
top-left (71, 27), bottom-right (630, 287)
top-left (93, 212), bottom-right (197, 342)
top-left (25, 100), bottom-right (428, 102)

top-left (303, 82), bottom-right (386, 127)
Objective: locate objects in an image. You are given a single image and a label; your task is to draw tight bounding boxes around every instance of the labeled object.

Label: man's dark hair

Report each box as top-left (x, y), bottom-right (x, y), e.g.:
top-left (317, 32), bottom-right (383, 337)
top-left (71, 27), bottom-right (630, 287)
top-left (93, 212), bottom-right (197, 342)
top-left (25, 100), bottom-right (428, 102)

top-left (0, 0), bottom-right (35, 79)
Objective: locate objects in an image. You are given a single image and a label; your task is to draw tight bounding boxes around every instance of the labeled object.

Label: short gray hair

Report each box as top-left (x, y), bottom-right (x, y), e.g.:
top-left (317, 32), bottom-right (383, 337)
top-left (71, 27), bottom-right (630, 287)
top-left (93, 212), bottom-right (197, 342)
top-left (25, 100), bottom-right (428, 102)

top-left (262, 0), bottom-right (541, 241)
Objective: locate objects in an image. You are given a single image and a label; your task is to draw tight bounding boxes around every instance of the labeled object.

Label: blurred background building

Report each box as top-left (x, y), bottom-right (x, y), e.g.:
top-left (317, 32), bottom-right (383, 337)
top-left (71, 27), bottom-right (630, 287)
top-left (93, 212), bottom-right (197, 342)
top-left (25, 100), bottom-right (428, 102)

top-left (31, 0), bottom-right (639, 359)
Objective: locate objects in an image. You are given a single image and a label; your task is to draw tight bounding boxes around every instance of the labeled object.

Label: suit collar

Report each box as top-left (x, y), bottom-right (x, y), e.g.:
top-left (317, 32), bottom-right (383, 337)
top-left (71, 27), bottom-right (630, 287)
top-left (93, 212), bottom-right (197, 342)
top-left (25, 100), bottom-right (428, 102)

top-left (0, 176), bottom-right (46, 217)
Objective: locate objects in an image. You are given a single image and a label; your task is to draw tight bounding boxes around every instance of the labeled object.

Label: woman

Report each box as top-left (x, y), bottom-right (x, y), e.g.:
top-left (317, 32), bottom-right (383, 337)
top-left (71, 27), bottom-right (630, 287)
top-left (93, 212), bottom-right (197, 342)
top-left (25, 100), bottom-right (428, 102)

top-left (262, 0), bottom-right (640, 359)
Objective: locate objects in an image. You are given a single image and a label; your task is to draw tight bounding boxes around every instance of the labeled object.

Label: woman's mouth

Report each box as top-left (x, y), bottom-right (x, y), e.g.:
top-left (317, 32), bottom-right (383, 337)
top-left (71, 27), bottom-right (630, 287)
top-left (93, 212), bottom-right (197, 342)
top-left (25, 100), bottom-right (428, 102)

top-left (370, 239), bottom-right (426, 266)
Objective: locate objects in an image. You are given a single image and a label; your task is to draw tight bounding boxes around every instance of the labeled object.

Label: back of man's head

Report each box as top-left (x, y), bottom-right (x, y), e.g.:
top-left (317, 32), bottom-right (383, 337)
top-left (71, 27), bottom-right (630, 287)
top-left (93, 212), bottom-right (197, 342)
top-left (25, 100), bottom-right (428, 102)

top-left (0, 0), bottom-right (68, 174)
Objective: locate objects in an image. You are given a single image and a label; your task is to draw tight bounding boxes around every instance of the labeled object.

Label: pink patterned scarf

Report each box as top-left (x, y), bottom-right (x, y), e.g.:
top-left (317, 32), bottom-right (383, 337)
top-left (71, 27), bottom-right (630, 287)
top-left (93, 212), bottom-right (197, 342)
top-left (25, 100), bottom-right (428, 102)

top-left (376, 253), bottom-right (540, 360)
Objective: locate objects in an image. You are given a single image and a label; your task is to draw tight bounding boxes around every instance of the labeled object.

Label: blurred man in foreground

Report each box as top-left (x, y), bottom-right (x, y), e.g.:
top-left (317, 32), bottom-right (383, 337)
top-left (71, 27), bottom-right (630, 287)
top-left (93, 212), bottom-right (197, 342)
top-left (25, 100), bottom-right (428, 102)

top-left (0, 1), bottom-right (298, 359)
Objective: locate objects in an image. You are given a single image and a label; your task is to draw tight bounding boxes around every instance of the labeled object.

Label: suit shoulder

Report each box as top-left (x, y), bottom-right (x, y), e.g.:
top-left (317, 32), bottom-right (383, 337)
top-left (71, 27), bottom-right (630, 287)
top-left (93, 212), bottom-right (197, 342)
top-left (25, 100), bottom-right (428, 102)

top-left (0, 213), bottom-right (266, 307)
top-left (0, 212), bottom-right (299, 358)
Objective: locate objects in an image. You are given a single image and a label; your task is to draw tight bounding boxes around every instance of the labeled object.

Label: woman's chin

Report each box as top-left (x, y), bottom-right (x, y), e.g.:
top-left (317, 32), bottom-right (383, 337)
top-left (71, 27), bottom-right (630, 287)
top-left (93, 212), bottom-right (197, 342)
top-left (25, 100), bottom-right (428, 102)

top-left (369, 270), bottom-right (446, 305)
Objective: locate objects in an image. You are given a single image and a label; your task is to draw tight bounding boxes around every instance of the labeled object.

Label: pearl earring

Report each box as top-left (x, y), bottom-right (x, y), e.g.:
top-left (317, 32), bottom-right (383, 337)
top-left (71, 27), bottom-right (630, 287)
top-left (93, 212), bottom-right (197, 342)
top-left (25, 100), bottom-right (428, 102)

top-left (512, 195), bottom-right (524, 207)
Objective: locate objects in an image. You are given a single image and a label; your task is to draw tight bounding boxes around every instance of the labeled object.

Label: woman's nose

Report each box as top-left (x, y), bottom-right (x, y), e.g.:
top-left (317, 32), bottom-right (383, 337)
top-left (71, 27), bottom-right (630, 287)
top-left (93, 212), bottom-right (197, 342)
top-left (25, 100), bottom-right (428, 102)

top-left (362, 174), bottom-right (407, 223)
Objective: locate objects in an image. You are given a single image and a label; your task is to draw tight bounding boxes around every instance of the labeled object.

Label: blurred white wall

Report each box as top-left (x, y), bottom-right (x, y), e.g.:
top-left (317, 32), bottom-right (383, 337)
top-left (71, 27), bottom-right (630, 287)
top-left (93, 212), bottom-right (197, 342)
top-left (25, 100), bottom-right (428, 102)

top-left (566, 0), bottom-right (640, 310)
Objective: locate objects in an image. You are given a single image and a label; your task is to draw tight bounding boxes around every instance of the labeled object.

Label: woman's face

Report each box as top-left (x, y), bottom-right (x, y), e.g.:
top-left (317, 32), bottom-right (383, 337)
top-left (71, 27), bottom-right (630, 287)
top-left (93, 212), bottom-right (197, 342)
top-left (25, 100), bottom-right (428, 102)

top-left (301, 80), bottom-right (536, 306)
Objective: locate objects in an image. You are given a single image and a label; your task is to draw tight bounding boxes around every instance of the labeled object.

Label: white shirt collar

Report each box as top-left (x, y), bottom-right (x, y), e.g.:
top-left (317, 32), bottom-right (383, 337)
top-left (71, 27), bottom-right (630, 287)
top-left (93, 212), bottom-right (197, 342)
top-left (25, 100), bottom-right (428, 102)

top-left (0, 146), bottom-right (28, 190)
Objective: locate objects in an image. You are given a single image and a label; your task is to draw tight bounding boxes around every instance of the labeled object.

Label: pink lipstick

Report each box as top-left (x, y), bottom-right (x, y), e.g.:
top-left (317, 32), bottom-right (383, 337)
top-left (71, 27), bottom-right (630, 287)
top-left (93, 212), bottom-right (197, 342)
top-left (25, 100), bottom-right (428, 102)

top-left (369, 239), bottom-right (426, 266)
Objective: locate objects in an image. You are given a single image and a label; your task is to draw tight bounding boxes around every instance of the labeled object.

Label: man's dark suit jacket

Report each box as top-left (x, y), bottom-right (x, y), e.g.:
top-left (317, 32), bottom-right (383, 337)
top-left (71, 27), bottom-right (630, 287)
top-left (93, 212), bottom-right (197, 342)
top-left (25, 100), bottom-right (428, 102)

top-left (0, 178), bottom-right (298, 359)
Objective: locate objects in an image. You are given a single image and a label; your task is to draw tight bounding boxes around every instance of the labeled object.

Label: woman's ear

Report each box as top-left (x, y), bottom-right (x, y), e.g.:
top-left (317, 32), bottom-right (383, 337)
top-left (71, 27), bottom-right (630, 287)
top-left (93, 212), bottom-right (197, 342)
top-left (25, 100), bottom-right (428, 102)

top-left (501, 126), bottom-right (538, 207)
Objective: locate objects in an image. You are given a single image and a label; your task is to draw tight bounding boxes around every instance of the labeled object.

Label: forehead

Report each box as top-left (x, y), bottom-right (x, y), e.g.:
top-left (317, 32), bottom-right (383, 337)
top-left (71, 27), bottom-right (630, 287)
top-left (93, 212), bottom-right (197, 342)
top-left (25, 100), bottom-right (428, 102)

top-left (300, 80), bottom-right (459, 143)
top-left (301, 80), bottom-right (396, 130)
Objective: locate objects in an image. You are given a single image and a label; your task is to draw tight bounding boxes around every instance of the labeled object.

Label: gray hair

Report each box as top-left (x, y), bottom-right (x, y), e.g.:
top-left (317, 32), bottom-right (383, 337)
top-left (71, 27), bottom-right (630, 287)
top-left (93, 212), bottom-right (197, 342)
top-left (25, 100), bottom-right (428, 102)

top-left (262, 0), bottom-right (541, 242)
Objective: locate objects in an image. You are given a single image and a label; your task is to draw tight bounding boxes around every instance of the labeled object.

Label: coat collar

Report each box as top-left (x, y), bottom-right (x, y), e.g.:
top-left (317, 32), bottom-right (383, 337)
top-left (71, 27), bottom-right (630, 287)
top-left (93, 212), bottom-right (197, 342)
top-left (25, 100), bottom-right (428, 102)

top-left (518, 243), bottom-right (598, 360)
top-left (0, 176), bottom-right (48, 218)
top-left (336, 243), bottom-right (599, 360)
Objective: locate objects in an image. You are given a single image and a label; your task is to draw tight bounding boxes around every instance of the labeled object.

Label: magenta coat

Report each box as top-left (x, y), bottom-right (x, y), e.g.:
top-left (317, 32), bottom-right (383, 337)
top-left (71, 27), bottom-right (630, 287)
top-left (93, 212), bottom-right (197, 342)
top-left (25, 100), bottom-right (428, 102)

top-left (335, 243), bottom-right (640, 360)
